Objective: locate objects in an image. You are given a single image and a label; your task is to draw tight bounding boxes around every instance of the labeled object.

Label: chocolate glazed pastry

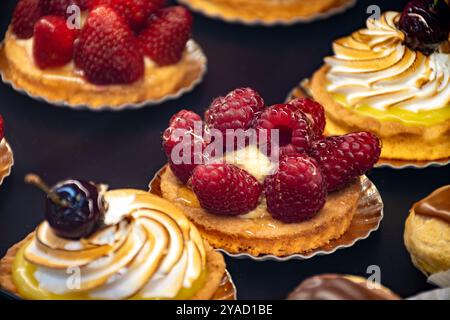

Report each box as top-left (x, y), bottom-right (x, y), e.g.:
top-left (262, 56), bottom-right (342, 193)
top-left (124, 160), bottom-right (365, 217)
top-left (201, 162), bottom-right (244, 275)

top-left (414, 186), bottom-right (450, 224)
top-left (287, 274), bottom-right (400, 300)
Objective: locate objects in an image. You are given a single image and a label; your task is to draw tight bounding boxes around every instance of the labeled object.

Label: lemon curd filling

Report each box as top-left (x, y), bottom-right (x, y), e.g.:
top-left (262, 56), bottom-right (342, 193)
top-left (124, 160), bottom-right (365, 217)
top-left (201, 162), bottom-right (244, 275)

top-left (332, 93), bottom-right (450, 127)
top-left (12, 242), bottom-right (206, 300)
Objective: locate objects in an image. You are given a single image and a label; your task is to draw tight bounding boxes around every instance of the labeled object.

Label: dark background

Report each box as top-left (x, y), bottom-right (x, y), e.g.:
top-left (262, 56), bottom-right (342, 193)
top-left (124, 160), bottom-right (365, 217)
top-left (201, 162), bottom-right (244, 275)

top-left (0, 0), bottom-right (448, 300)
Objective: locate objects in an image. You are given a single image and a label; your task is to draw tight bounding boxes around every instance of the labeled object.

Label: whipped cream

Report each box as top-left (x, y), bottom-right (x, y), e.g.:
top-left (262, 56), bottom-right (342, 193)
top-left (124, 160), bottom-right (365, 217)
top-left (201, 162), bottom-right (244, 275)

top-left (24, 190), bottom-right (206, 299)
top-left (325, 11), bottom-right (450, 113)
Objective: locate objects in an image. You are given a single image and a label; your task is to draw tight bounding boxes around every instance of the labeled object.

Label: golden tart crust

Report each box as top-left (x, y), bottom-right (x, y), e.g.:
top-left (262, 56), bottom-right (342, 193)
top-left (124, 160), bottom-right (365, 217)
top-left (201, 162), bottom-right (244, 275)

top-left (310, 66), bottom-right (450, 161)
top-left (160, 166), bottom-right (361, 257)
top-left (0, 140), bottom-right (13, 185)
top-left (180, 0), bottom-right (353, 24)
top-left (0, 30), bottom-right (206, 109)
top-left (0, 234), bottom-right (226, 300)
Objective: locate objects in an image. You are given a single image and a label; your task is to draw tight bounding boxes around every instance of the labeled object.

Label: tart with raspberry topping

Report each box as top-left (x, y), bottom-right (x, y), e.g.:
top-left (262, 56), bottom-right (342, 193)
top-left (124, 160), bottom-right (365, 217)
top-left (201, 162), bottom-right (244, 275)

top-left (293, 1), bottom-right (450, 163)
top-left (0, 115), bottom-right (14, 186)
top-left (0, 1), bottom-right (206, 110)
top-left (0, 175), bottom-right (236, 300)
top-left (156, 88), bottom-right (383, 257)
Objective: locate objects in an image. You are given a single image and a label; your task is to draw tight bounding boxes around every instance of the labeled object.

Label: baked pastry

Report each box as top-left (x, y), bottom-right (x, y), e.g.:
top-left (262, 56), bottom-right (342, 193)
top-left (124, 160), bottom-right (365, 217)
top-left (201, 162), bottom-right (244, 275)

top-left (158, 88), bottom-right (382, 257)
top-left (404, 185), bottom-right (450, 276)
top-left (0, 115), bottom-right (13, 185)
top-left (287, 274), bottom-right (400, 300)
top-left (308, 1), bottom-right (450, 161)
top-left (0, 175), bottom-right (231, 300)
top-left (179, 0), bottom-right (355, 25)
top-left (0, 1), bottom-right (206, 109)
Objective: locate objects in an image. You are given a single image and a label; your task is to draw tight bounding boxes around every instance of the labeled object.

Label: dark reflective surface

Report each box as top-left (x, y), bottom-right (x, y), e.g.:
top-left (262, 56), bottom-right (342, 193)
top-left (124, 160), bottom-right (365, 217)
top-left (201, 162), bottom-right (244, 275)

top-left (0, 0), bottom-right (447, 299)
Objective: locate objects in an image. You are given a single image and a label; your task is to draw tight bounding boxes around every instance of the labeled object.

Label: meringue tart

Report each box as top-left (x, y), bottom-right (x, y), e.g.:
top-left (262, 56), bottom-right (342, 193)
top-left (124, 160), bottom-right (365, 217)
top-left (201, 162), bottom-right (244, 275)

top-left (0, 116), bottom-right (13, 186)
top-left (0, 3), bottom-right (206, 110)
top-left (0, 188), bottom-right (229, 300)
top-left (309, 11), bottom-right (450, 161)
top-left (179, 0), bottom-right (355, 25)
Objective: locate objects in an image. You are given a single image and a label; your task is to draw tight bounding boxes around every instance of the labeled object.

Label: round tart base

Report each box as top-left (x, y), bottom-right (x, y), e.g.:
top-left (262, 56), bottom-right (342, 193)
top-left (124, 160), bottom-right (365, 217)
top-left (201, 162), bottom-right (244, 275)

top-left (404, 209), bottom-right (450, 276)
top-left (159, 166), bottom-right (362, 257)
top-left (0, 139), bottom-right (13, 186)
top-left (179, 0), bottom-right (355, 25)
top-left (0, 234), bottom-right (233, 300)
top-left (0, 30), bottom-right (207, 110)
top-left (308, 66), bottom-right (450, 161)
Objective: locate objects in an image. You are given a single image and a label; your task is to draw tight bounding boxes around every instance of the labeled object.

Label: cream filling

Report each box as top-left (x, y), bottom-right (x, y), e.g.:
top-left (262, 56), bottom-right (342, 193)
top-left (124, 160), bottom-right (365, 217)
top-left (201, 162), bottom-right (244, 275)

top-left (25, 191), bottom-right (206, 299)
top-left (325, 11), bottom-right (450, 113)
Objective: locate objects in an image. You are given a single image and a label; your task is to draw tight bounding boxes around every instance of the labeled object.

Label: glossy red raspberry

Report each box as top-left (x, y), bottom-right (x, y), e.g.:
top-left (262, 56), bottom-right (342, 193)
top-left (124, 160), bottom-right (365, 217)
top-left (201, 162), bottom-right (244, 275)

top-left (89, 0), bottom-right (165, 31)
top-left (310, 132), bottom-right (381, 192)
top-left (163, 110), bottom-right (203, 155)
top-left (263, 155), bottom-right (326, 223)
top-left (138, 6), bottom-right (193, 65)
top-left (0, 115), bottom-right (4, 141)
top-left (40, 0), bottom-right (79, 16)
top-left (288, 98), bottom-right (325, 139)
top-left (33, 16), bottom-right (77, 69)
top-left (74, 5), bottom-right (144, 85)
top-left (255, 104), bottom-right (312, 157)
top-left (11, 0), bottom-right (43, 39)
top-left (205, 87), bottom-right (265, 132)
top-left (191, 163), bottom-right (262, 216)
top-left (169, 109), bottom-right (202, 131)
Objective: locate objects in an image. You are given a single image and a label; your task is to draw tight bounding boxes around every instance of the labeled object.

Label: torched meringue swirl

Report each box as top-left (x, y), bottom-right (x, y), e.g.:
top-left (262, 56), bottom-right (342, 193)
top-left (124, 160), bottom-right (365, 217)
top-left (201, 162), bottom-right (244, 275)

top-left (20, 190), bottom-right (206, 300)
top-left (325, 11), bottom-right (450, 113)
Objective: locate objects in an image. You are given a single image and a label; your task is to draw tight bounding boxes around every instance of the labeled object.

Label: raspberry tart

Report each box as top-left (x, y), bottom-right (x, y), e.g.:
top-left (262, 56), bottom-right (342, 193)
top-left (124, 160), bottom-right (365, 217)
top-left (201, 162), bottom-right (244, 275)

top-left (178, 0), bottom-right (356, 26)
top-left (0, 1), bottom-right (206, 110)
top-left (0, 115), bottom-right (13, 186)
top-left (0, 175), bottom-right (235, 300)
top-left (294, 1), bottom-right (450, 163)
top-left (156, 88), bottom-right (383, 258)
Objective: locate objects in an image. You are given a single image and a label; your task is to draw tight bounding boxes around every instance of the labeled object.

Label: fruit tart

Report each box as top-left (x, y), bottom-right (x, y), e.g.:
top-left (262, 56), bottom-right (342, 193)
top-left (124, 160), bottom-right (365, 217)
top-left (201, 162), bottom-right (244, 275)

top-left (287, 274), bottom-right (400, 300)
top-left (0, 175), bottom-right (235, 300)
top-left (303, 0), bottom-right (450, 162)
top-left (156, 88), bottom-right (383, 257)
top-left (0, 115), bottom-right (14, 186)
top-left (178, 0), bottom-right (356, 25)
top-left (404, 185), bottom-right (450, 278)
top-left (0, 1), bottom-right (206, 110)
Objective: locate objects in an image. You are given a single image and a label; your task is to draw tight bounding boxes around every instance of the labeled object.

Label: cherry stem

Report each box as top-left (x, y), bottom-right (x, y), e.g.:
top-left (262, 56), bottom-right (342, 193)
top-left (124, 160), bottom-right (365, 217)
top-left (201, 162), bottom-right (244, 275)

top-left (25, 174), bottom-right (70, 208)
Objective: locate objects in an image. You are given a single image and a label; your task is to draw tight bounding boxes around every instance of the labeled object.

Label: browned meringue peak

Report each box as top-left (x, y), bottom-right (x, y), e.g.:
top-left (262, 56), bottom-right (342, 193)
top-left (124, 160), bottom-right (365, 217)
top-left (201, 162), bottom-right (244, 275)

top-left (324, 11), bottom-right (450, 113)
top-left (23, 190), bottom-right (206, 299)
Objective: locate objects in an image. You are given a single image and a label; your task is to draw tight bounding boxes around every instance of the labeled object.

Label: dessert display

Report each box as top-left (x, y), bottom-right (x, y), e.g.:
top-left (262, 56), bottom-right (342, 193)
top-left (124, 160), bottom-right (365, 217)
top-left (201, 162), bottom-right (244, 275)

top-left (0, 115), bottom-right (14, 186)
top-left (178, 0), bottom-right (356, 26)
top-left (287, 274), bottom-right (400, 300)
top-left (157, 88), bottom-right (383, 258)
top-left (0, 0), bottom-right (206, 110)
top-left (0, 175), bottom-right (235, 300)
top-left (404, 185), bottom-right (450, 276)
top-left (293, 0), bottom-right (450, 164)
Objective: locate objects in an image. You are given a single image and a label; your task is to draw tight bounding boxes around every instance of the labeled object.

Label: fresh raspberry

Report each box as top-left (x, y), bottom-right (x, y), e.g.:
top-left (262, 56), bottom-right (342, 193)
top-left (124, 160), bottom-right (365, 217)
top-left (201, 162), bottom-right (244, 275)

top-left (263, 155), bottom-right (326, 223)
top-left (168, 133), bottom-right (206, 184)
top-left (74, 5), bottom-right (144, 85)
top-left (205, 87), bottom-right (265, 132)
top-left (0, 115), bottom-right (4, 141)
top-left (11, 0), bottom-right (43, 39)
top-left (191, 163), bottom-right (262, 216)
top-left (288, 98), bottom-right (325, 139)
top-left (138, 6), bottom-right (193, 65)
top-left (89, 0), bottom-right (165, 31)
top-left (255, 104), bottom-right (312, 157)
top-left (310, 132), bottom-right (381, 192)
top-left (169, 109), bottom-right (202, 131)
top-left (33, 16), bottom-right (77, 69)
top-left (163, 109), bottom-right (203, 154)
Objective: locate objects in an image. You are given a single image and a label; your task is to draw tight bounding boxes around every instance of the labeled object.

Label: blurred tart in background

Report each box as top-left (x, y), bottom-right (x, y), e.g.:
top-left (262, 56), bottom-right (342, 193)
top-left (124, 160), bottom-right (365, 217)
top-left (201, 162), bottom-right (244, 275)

top-left (0, 0), bottom-right (206, 109)
top-left (0, 115), bottom-right (13, 186)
